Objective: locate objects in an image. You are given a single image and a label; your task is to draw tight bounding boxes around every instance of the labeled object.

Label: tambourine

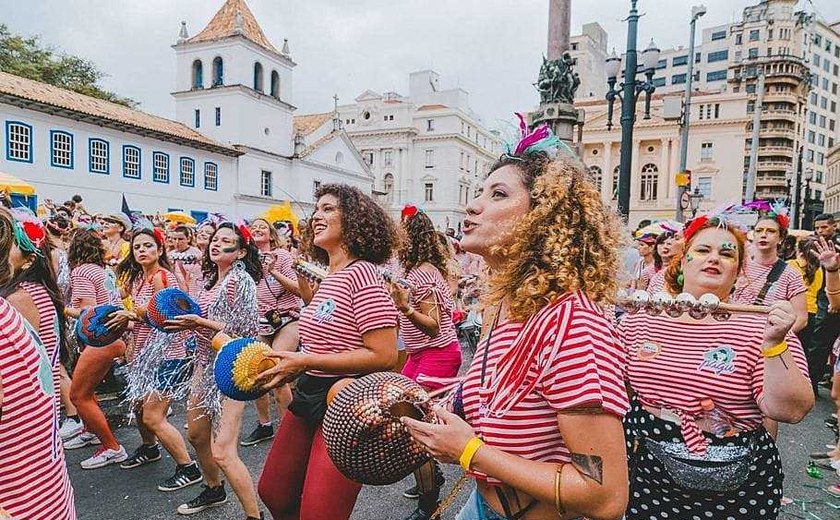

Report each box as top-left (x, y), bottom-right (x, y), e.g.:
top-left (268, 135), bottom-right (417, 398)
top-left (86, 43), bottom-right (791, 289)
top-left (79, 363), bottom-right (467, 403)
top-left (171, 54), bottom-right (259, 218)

top-left (144, 288), bottom-right (202, 331)
top-left (212, 333), bottom-right (277, 401)
top-left (322, 372), bottom-right (434, 485)
top-left (76, 304), bottom-right (127, 347)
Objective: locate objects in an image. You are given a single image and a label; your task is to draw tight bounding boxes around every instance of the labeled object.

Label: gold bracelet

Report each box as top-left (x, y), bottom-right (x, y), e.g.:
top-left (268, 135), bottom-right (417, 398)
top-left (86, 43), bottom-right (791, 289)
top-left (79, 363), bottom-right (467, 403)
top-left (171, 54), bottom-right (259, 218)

top-left (762, 340), bottom-right (788, 359)
top-left (555, 463), bottom-right (566, 516)
top-left (459, 436), bottom-right (484, 472)
top-left (826, 287), bottom-right (840, 296)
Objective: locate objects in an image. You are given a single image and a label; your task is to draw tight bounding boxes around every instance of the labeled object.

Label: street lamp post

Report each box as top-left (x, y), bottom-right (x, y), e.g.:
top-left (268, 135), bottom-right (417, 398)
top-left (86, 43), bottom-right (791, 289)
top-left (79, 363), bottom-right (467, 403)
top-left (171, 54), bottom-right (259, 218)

top-left (784, 169), bottom-right (793, 207)
top-left (689, 186), bottom-right (704, 218)
top-left (803, 168), bottom-right (814, 230)
top-left (605, 0), bottom-right (661, 222)
top-left (676, 5), bottom-right (707, 223)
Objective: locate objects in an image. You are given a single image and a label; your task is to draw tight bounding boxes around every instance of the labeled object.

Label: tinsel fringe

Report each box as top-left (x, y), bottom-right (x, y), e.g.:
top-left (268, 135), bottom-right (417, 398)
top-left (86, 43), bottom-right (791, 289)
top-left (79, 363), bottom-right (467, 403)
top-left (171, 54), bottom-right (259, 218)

top-left (123, 329), bottom-right (194, 406)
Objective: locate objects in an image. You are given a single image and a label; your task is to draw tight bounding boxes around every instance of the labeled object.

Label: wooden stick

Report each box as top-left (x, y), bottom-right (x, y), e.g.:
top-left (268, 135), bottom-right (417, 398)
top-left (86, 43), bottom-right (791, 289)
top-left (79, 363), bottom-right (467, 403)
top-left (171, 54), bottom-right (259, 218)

top-left (717, 302), bottom-right (770, 314)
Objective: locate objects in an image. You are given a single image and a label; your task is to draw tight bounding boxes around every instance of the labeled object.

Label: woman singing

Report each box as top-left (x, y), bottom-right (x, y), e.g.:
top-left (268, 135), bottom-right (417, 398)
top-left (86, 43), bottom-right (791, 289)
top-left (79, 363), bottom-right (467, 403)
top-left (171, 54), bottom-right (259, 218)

top-left (111, 228), bottom-right (201, 492)
top-left (256, 184), bottom-right (399, 520)
top-left (391, 205), bottom-right (462, 519)
top-left (163, 222), bottom-right (262, 519)
top-left (620, 216), bottom-right (813, 519)
top-left (240, 218), bottom-right (301, 447)
top-left (401, 124), bottom-right (630, 520)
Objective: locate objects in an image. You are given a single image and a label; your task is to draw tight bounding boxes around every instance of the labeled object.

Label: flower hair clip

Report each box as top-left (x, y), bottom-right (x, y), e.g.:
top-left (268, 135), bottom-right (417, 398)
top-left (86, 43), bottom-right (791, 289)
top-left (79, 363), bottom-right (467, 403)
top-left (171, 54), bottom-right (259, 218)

top-left (236, 222), bottom-right (253, 245)
top-left (401, 204), bottom-right (424, 220)
top-left (152, 227), bottom-right (166, 245)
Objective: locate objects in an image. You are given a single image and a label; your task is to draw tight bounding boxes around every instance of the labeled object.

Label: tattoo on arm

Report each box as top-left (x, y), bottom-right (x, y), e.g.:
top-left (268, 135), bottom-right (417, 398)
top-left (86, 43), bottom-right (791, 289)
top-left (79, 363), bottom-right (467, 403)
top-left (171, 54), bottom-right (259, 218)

top-left (570, 453), bottom-right (604, 485)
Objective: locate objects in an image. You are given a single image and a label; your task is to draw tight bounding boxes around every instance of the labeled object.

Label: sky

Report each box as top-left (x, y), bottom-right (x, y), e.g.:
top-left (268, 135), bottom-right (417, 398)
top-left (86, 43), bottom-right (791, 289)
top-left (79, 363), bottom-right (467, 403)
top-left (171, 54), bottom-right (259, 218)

top-left (2, 0), bottom-right (836, 132)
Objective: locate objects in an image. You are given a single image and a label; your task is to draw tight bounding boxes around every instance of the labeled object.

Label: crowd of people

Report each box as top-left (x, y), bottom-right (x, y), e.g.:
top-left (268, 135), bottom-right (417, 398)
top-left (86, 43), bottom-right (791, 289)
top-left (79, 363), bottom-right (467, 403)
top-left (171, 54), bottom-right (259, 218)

top-left (0, 121), bottom-right (839, 520)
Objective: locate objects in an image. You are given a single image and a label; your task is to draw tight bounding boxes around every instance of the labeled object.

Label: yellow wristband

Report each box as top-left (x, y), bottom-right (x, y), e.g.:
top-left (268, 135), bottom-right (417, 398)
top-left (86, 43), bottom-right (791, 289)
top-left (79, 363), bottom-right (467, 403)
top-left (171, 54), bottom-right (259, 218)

top-left (762, 340), bottom-right (788, 359)
top-left (459, 436), bottom-right (484, 472)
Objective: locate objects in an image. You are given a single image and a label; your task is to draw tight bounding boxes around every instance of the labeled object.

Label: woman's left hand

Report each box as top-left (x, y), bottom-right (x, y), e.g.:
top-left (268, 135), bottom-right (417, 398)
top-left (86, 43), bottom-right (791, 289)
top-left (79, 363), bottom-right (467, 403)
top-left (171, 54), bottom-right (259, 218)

top-left (401, 406), bottom-right (477, 465)
top-left (763, 300), bottom-right (796, 346)
top-left (257, 350), bottom-right (307, 389)
top-left (814, 237), bottom-right (840, 271)
top-left (163, 314), bottom-right (203, 332)
top-left (389, 282), bottom-right (411, 313)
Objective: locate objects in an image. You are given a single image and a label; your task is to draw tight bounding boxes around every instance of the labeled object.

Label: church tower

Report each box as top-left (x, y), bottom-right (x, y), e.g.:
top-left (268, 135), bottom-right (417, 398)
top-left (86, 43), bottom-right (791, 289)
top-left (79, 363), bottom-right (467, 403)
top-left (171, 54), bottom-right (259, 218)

top-left (172, 0), bottom-right (296, 156)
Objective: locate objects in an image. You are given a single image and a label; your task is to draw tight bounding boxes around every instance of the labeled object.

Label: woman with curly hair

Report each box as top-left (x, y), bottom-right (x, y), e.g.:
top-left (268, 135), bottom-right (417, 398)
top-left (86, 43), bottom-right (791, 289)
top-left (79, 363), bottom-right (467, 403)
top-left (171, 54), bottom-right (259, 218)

top-left (620, 215), bottom-right (812, 520)
top-left (256, 183), bottom-right (399, 520)
top-left (390, 207), bottom-right (462, 519)
top-left (401, 124), bottom-right (630, 520)
top-left (240, 217), bottom-right (302, 447)
top-left (163, 222), bottom-right (262, 518)
top-left (109, 228), bottom-right (201, 491)
top-left (64, 227), bottom-right (127, 468)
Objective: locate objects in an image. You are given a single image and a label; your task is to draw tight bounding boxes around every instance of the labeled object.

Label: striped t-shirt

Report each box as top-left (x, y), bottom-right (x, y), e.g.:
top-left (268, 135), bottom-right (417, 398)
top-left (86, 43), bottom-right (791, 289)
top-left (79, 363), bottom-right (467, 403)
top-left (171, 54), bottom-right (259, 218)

top-left (256, 249), bottom-right (301, 317)
top-left (19, 282), bottom-right (61, 407)
top-left (398, 267), bottom-right (457, 354)
top-left (300, 261), bottom-right (398, 377)
top-left (461, 292), bottom-right (628, 484)
top-left (70, 263), bottom-right (120, 307)
top-left (619, 311), bottom-right (808, 453)
top-left (130, 269), bottom-right (187, 359)
top-left (0, 298), bottom-right (76, 520)
top-left (732, 258), bottom-right (807, 305)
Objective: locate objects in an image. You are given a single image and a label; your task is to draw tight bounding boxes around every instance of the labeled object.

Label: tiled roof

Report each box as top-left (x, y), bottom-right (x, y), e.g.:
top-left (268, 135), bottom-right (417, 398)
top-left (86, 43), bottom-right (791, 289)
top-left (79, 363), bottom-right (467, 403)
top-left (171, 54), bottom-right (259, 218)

top-left (0, 71), bottom-right (239, 156)
top-left (293, 112), bottom-right (331, 136)
top-left (417, 104), bottom-right (448, 111)
top-left (187, 0), bottom-right (280, 55)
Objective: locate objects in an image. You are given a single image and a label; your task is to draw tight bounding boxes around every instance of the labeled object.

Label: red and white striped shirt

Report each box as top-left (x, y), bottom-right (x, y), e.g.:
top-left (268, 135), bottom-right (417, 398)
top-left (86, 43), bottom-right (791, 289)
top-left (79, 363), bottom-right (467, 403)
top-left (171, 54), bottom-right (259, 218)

top-left (70, 263), bottom-right (120, 308)
top-left (172, 246), bottom-right (204, 299)
top-left (256, 249), bottom-right (301, 317)
top-left (461, 292), bottom-right (628, 484)
top-left (732, 258), bottom-right (806, 305)
top-left (398, 267), bottom-right (458, 354)
top-left (0, 298), bottom-right (76, 520)
top-left (619, 312), bottom-right (808, 453)
top-left (300, 261), bottom-right (398, 377)
top-left (19, 282), bottom-right (60, 407)
top-left (130, 269), bottom-right (187, 359)
top-left (646, 268), bottom-right (666, 294)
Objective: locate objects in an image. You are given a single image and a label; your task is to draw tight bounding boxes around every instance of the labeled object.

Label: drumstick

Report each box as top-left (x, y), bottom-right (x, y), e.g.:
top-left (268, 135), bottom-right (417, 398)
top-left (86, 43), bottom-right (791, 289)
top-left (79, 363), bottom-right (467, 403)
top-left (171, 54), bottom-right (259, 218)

top-left (717, 302), bottom-right (770, 314)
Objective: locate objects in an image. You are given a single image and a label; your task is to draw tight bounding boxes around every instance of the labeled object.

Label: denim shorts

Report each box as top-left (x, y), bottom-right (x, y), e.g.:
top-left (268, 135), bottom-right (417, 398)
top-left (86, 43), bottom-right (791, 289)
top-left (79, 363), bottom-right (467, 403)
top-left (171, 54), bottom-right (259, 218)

top-left (155, 358), bottom-right (192, 391)
top-left (454, 489), bottom-right (508, 520)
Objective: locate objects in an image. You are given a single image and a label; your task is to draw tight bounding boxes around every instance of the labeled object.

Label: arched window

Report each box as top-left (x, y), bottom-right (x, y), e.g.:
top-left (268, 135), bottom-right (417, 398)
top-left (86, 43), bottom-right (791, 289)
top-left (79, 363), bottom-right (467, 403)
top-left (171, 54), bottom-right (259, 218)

top-left (192, 60), bottom-right (203, 89)
top-left (612, 165), bottom-right (620, 200)
top-left (270, 70), bottom-right (280, 98)
top-left (384, 173), bottom-right (394, 202)
top-left (334, 151), bottom-right (344, 165)
top-left (212, 57), bottom-right (224, 87)
top-left (253, 62), bottom-right (264, 92)
top-left (587, 165), bottom-right (603, 193)
top-left (640, 163), bottom-right (659, 201)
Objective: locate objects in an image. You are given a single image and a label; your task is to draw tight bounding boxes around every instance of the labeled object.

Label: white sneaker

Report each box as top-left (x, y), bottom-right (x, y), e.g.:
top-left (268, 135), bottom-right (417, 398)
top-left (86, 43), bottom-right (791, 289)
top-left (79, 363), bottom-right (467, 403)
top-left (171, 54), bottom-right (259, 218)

top-left (80, 445), bottom-right (128, 469)
top-left (63, 431), bottom-right (101, 450)
top-left (59, 418), bottom-right (83, 440)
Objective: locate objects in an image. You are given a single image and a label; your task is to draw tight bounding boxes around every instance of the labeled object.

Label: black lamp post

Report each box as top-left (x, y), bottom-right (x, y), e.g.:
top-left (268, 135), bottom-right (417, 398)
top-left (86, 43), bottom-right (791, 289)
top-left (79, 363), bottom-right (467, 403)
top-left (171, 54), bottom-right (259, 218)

top-left (688, 186), bottom-right (704, 218)
top-left (803, 168), bottom-right (813, 230)
top-left (784, 169), bottom-right (793, 207)
top-left (604, 0), bottom-right (660, 222)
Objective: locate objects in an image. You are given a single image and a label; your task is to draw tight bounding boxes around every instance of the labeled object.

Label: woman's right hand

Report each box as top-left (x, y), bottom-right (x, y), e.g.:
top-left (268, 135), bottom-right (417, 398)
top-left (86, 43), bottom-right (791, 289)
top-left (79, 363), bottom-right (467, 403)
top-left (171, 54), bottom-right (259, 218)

top-left (105, 310), bottom-right (134, 331)
top-left (163, 314), bottom-right (204, 332)
top-left (763, 300), bottom-right (795, 347)
top-left (814, 237), bottom-right (840, 272)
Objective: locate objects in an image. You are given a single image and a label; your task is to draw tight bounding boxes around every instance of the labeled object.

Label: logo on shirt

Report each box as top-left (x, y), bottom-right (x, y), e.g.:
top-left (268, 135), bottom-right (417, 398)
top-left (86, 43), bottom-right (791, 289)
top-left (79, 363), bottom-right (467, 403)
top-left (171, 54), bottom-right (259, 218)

top-left (637, 341), bottom-right (661, 361)
top-left (697, 345), bottom-right (737, 375)
top-left (313, 298), bottom-right (337, 323)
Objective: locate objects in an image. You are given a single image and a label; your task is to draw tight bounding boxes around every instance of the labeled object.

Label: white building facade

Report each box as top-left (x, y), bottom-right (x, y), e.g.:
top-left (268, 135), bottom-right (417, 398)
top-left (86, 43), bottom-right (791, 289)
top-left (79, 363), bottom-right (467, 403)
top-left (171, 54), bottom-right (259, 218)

top-left (335, 70), bottom-right (502, 232)
top-left (0, 0), bottom-right (371, 219)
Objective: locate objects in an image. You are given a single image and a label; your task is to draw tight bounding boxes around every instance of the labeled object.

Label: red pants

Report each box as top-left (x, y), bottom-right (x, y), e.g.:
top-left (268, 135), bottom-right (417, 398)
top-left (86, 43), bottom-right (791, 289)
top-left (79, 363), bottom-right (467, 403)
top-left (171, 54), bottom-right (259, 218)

top-left (401, 340), bottom-right (462, 390)
top-left (258, 413), bottom-right (361, 520)
top-left (69, 341), bottom-right (125, 450)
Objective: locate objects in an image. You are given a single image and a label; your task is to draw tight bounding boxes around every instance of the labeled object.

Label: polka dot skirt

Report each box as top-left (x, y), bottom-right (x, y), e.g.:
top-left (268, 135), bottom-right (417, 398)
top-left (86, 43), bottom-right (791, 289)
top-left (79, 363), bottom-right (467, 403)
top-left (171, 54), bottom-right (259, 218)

top-left (623, 400), bottom-right (783, 520)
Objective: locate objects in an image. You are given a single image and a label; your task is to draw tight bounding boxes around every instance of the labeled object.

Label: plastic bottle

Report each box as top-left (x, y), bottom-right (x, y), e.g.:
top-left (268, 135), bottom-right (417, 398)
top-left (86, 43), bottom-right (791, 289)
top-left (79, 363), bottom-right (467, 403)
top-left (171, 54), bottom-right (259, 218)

top-left (699, 398), bottom-right (736, 437)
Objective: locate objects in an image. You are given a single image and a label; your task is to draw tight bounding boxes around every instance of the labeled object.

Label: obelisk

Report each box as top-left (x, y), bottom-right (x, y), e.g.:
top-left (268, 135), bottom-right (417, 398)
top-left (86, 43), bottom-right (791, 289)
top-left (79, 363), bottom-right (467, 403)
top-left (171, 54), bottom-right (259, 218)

top-left (530, 0), bottom-right (579, 144)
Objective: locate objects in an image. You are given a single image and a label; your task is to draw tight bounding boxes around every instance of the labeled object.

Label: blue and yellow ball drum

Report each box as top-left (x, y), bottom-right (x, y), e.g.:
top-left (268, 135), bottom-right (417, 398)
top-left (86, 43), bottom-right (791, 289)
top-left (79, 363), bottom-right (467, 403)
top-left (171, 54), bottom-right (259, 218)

top-left (212, 333), bottom-right (277, 401)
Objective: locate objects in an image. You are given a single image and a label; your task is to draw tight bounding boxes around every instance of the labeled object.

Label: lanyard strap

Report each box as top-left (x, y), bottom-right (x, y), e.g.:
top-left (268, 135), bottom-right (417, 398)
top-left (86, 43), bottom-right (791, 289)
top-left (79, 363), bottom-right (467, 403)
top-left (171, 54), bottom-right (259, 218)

top-left (479, 307), bottom-right (502, 387)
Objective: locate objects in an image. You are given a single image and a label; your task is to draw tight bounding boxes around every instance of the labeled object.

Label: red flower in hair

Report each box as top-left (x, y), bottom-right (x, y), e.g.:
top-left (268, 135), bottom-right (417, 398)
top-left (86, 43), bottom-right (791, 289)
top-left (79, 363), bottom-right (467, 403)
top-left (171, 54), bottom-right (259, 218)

top-left (152, 227), bottom-right (165, 245)
top-left (775, 214), bottom-right (790, 230)
top-left (22, 221), bottom-right (46, 248)
top-left (238, 223), bottom-right (253, 245)
top-left (401, 205), bottom-right (419, 220)
top-left (683, 215), bottom-right (710, 243)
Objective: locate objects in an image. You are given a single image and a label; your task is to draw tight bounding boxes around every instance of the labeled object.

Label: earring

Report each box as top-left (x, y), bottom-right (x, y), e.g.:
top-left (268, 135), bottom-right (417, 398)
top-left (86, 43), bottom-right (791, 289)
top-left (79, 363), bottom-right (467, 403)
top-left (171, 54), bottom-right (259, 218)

top-left (676, 268), bottom-right (684, 288)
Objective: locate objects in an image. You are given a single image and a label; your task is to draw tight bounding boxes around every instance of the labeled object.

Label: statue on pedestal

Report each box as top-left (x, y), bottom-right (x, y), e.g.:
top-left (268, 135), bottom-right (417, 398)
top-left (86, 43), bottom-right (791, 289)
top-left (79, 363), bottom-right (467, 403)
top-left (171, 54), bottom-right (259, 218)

top-left (536, 52), bottom-right (580, 105)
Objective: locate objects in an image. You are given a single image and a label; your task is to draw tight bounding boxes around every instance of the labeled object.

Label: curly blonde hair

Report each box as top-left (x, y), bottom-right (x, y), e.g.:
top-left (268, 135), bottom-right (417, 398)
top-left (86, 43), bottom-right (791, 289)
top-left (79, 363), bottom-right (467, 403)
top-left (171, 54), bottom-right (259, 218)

top-left (484, 154), bottom-right (624, 321)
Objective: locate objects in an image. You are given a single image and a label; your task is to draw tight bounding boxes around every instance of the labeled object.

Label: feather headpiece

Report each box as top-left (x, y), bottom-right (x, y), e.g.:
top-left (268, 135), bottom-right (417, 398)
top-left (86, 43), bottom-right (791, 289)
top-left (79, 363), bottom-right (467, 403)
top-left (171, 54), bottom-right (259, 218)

top-left (501, 113), bottom-right (573, 160)
top-left (737, 199), bottom-right (790, 230)
top-left (10, 208), bottom-right (45, 256)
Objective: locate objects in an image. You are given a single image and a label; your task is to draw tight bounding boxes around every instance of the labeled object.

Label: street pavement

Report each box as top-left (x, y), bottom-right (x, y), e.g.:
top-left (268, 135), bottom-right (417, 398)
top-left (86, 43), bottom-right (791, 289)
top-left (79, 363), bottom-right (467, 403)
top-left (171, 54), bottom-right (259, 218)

top-left (66, 378), bottom-right (839, 520)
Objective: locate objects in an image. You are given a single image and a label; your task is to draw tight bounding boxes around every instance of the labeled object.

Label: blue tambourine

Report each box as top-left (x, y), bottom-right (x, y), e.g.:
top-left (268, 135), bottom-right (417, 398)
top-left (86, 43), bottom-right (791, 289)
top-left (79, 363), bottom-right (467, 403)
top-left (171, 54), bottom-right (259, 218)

top-left (76, 304), bottom-right (126, 347)
top-left (145, 288), bottom-right (201, 331)
top-left (213, 336), bottom-right (275, 401)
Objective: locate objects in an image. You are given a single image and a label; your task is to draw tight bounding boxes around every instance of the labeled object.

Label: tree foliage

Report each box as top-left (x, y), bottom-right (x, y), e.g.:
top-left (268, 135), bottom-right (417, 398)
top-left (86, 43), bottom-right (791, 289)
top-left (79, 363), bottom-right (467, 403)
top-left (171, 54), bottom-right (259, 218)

top-left (0, 24), bottom-right (137, 108)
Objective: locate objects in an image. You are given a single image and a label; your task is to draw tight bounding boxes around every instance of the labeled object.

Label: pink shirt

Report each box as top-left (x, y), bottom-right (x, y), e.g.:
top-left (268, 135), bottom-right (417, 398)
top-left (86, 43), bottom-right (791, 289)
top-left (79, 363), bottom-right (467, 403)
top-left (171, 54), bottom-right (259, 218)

top-left (300, 261), bottom-right (398, 377)
top-left (0, 298), bottom-right (76, 520)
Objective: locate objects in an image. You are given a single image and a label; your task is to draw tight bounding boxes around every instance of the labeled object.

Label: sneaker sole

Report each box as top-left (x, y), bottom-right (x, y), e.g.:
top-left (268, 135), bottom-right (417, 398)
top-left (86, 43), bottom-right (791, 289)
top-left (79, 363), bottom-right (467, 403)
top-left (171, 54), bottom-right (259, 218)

top-left (59, 428), bottom-right (84, 441)
top-left (157, 475), bottom-right (203, 492)
top-left (119, 454), bottom-right (163, 469)
top-left (402, 492), bottom-right (420, 499)
top-left (63, 439), bottom-right (102, 450)
top-left (240, 434), bottom-right (274, 447)
top-left (81, 453), bottom-right (129, 470)
top-left (176, 497), bottom-right (228, 515)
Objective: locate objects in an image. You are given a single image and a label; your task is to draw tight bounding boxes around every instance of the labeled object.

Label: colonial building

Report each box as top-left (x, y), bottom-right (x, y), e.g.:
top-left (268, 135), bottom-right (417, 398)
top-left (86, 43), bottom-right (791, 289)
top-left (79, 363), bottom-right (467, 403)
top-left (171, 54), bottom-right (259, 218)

top-left (333, 70), bottom-right (502, 231)
top-left (826, 143), bottom-right (840, 215)
top-left (0, 0), bottom-right (371, 219)
top-left (570, 0), bottom-right (840, 219)
top-left (575, 91), bottom-right (750, 227)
